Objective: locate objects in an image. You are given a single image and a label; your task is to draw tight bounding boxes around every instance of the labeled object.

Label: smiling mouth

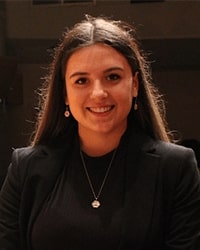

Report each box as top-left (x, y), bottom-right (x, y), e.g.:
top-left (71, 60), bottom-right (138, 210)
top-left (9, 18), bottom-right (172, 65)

top-left (87, 106), bottom-right (114, 113)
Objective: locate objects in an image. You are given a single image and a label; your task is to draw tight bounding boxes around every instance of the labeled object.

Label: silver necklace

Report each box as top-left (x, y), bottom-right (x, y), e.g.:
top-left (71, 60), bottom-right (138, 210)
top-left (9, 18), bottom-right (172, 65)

top-left (80, 148), bottom-right (117, 209)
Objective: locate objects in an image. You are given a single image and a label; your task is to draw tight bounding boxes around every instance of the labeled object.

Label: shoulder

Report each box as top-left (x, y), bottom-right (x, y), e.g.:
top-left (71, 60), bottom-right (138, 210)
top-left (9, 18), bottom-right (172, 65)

top-left (12, 143), bottom-right (68, 163)
top-left (129, 126), bottom-right (195, 162)
top-left (148, 139), bottom-right (198, 168)
top-left (10, 145), bottom-right (51, 170)
top-left (9, 144), bottom-right (68, 186)
top-left (139, 136), bottom-right (199, 177)
top-left (13, 145), bottom-right (45, 157)
top-left (8, 146), bottom-right (50, 184)
top-left (12, 145), bottom-right (50, 161)
top-left (152, 140), bottom-right (195, 159)
top-left (151, 140), bottom-right (199, 185)
top-left (154, 140), bottom-right (198, 170)
top-left (128, 128), bottom-right (198, 170)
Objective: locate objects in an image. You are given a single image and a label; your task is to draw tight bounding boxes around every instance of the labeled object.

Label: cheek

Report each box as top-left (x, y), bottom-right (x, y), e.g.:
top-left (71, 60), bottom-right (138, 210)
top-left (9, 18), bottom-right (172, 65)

top-left (67, 97), bottom-right (81, 121)
top-left (118, 86), bottom-right (134, 112)
top-left (118, 82), bottom-right (134, 102)
top-left (65, 82), bottom-right (69, 104)
top-left (65, 85), bottom-right (77, 105)
top-left (115, 90), bottom-right (133, 113)
top-left (67, 96), bottom-right (80, 109)
top-left (66, 90), bottom-right (85, 116)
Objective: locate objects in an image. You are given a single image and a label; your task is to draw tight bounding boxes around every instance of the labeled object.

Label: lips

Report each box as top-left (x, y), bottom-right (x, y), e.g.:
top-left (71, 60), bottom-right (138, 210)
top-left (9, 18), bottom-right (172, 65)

top-left (88, 106), bottom-right (114, 113)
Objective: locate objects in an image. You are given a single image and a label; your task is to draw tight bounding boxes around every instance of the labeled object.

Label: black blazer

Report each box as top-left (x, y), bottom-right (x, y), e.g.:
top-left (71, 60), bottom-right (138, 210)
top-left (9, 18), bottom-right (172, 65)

top-left (0, 130), bottom-right (200, 250)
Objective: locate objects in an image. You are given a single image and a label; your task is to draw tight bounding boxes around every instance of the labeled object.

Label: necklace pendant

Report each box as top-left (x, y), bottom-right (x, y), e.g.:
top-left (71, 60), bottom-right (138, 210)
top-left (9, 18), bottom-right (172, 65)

top-left (92, 200), bottom-right (100, 208)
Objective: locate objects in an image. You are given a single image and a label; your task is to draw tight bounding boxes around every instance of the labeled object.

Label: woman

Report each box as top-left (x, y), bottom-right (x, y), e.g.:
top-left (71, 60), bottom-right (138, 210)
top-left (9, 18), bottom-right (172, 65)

top-left (0, 16), bottom-right (200, 250)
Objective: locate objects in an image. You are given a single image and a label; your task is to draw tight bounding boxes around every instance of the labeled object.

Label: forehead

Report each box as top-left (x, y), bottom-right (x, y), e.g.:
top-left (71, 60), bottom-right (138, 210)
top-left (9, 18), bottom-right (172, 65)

top-left (65, 43), bottom-right (131, 73)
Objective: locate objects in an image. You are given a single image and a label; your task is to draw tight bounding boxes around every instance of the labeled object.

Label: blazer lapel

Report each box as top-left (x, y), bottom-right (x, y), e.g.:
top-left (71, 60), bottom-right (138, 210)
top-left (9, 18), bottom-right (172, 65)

top-left (25, 141), bottom-right (73, 250)
top-left (120, 132), bottom-right (161, 249)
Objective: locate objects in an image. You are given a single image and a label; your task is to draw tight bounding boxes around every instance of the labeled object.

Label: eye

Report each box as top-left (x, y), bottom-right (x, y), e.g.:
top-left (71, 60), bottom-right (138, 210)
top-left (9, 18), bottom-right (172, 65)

top-left (75, 77), bottom-right (88, 85)
top-left (106, 73), bottom-right (121, 81)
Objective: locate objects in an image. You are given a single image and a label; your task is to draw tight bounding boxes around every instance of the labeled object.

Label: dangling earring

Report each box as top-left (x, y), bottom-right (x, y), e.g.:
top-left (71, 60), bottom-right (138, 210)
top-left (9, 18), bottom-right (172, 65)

top-left (134, 97), bottom-right (138, 111)
top-left (64, 105), bottom-right (70, 117)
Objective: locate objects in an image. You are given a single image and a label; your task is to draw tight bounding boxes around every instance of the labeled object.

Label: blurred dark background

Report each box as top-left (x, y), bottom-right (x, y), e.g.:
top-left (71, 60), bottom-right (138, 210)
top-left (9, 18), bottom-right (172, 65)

top-left (0, 0), bottom-right (200, 187)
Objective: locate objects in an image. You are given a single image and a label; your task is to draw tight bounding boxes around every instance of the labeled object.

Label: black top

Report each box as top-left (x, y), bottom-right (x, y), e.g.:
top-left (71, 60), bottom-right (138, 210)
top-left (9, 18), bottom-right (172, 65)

top-left (31, 132), bottom-right (129, 250)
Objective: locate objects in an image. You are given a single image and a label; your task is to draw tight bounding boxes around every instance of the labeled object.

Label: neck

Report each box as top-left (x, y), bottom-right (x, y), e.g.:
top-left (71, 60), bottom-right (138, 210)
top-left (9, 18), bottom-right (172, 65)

top-left (79, 127), bottom-right (126, 157)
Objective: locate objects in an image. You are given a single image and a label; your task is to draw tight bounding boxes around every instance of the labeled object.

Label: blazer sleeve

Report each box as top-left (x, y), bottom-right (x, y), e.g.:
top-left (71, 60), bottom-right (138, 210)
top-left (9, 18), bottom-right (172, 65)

top-left (164, 148), bottom-right (200, 250)
top-left (0, 149), bottom-right (21, 250)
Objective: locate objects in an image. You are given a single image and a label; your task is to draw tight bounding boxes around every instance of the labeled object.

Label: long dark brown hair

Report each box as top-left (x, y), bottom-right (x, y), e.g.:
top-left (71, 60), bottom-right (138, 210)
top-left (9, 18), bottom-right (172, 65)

top-left (30, 16), bottom-right (171, 146)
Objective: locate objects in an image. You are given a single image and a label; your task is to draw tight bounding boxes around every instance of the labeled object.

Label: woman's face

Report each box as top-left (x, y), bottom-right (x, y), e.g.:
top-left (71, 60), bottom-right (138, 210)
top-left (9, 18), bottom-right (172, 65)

top-left (65, 43), bottom-right (138, 137)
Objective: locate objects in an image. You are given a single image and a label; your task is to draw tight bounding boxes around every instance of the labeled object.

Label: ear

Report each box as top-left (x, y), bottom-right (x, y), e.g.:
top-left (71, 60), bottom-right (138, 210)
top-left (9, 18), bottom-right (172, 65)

top-left (132, 71), bottom-right (139, 97)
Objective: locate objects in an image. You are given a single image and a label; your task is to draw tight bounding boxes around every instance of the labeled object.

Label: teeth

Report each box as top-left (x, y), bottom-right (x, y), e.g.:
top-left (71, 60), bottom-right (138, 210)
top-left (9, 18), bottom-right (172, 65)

top-left (89, 106), bottom-right (112, 113)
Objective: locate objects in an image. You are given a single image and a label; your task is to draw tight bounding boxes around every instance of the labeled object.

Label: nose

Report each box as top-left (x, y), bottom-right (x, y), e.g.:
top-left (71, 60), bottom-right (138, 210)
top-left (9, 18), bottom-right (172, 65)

top-left (90, 81), bottom-right (108, 99)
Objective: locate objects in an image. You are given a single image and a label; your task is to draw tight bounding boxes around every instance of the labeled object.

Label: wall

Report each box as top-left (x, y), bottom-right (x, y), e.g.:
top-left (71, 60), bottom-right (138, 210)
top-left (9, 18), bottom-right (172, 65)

top-left (154, 69), bottom-right (200, 140)
top-left (5, 0), bottom-right (200, 39)
top-left (0, 63), bottom-right (46, 186)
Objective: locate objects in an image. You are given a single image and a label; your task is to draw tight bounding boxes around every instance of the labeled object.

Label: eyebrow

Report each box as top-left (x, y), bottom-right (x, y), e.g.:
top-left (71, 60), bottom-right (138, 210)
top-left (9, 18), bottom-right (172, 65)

top-left (69, 67), bottom-right (124, 79)
top-left (104, 67), bottom-right (124, 73)
top-left (69, 72), bottom-right (88, 79)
